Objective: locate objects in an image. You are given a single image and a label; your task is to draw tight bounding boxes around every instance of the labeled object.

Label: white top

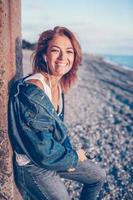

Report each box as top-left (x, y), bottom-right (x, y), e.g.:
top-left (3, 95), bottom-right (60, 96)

top-left (15, 73), bottom-right (63, 166)
top-left (25, 73), bottom-right (63, 114)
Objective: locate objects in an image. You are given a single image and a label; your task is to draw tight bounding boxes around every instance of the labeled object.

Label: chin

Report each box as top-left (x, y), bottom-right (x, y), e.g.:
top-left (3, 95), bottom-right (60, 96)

top-left (55, 71), bottom-right (68, 77)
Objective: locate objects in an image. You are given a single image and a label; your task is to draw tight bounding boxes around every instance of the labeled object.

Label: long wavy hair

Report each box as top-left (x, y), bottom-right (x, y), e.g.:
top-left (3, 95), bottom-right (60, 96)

top-left (32, 26), bottom-right (82, 92)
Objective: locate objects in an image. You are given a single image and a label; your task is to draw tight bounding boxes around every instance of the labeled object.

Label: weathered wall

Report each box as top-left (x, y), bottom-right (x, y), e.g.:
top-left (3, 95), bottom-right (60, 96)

top-left (0, 0), bottom-right (22, 199)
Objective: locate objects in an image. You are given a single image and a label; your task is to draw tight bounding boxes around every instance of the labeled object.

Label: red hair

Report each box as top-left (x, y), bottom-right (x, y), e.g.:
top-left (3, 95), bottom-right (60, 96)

top-left (32, 26), bottom-right (82, 92)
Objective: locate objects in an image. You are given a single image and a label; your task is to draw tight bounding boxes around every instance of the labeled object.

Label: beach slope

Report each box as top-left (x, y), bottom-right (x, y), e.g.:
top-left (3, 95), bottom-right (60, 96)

top-left (23, 50), bottom-right (133, 200)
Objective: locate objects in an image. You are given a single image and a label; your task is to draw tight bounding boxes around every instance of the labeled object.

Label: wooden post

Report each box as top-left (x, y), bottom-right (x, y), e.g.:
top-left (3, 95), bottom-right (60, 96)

top-left (0, 0), bottom-right (23, 199)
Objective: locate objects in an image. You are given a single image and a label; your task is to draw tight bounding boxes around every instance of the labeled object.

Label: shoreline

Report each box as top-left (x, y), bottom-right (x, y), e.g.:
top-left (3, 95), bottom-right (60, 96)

top-left (102, 57), bottom-right (133, 71)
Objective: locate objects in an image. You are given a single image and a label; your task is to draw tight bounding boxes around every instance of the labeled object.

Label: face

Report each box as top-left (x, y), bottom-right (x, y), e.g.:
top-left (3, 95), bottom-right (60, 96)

top-left (44, 35), bottom-right (74, 77)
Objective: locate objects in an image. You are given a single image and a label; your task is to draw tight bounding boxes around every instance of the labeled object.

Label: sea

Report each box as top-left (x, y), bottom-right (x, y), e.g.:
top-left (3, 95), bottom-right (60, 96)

top-left (99, 54), bottom-right (133, 71)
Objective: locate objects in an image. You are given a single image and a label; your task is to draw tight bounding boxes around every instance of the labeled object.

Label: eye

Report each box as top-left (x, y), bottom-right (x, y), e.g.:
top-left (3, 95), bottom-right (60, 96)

top-left (67, 50), bottom-right (74, 54)
top-left (51, 48), bottom-right (60, 53)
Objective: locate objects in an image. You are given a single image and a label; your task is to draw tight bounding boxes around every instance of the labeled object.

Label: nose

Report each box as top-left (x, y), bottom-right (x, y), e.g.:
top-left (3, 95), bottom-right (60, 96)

top-left (58, 51), bottom-right (66, 60)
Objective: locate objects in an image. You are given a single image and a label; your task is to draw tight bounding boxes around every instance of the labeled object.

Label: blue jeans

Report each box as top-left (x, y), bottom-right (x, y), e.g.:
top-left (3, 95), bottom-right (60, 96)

top-left (14, 159), bottom-right (106, 200)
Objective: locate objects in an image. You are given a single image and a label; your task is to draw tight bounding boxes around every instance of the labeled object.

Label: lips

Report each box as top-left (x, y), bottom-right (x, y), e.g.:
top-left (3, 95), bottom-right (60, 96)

top-left (55, 62), bottom-right (68, 67)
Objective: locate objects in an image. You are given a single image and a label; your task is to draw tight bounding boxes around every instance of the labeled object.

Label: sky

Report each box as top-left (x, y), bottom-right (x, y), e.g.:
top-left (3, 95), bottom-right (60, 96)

top-left (22, 0), bottom-right (133, 55)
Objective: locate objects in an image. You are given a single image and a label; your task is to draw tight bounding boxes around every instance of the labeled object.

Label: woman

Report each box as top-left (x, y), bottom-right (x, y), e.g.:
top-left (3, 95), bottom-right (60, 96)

top-left (8, 26), bottom-right (106, 200)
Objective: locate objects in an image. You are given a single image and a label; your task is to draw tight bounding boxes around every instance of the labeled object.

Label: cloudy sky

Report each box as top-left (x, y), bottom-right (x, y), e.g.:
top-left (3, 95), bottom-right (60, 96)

top-left (22, 0), bottom-right (133, 55)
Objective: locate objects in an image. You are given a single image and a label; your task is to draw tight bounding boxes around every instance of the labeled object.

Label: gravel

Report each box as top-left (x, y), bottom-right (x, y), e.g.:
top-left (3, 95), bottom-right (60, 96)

top-left (64, 54), bottom-right (133, 200)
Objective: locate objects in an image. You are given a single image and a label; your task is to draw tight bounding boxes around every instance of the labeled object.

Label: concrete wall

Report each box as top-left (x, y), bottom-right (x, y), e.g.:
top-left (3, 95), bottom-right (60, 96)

top-left (0, 0), bottom-right (23, 199)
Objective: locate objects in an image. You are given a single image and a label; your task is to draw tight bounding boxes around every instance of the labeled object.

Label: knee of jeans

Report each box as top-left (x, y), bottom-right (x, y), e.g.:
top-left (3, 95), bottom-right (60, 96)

top-left (86, 164), bottom-right (106, 185)
top-left (96, 167), bottom-right (106, 184)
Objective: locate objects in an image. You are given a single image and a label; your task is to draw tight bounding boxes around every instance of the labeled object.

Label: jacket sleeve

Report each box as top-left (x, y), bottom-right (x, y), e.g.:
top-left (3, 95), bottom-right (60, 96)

top-left (15, 93), bottom-right (78, 171)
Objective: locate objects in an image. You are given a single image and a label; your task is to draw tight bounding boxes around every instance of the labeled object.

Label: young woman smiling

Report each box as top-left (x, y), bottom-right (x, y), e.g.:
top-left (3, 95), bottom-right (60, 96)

top-left (8, 26), bottom-right (106, 200)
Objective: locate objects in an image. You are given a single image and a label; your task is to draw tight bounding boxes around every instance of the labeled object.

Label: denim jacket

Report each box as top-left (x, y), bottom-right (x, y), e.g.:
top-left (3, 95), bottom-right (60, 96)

top-left (8, 78), bottom-right (78, 171)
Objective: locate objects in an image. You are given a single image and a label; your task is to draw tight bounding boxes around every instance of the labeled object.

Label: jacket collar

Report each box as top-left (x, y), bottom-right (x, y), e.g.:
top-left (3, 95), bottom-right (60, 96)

top-left (15, 78), bottom-right (68, 134)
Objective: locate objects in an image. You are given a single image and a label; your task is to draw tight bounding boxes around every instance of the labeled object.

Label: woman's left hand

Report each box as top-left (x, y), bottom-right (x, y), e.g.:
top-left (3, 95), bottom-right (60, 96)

top-left (77, 149), bottom-right (87, 162)
top-left (67, 149), bottom-right (87, 172)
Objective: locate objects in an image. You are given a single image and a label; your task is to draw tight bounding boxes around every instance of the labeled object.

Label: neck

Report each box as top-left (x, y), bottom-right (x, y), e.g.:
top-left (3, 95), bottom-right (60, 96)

top-left (41, 72), bottom-right (61, 88)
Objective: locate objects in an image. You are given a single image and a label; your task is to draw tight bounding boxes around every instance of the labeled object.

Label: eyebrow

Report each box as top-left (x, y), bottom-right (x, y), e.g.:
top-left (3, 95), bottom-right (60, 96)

top-left (51, 45), bottom-right (74, 50)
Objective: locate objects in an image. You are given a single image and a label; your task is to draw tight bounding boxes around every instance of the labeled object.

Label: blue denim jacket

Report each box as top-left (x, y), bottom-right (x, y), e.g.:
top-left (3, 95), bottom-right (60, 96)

top-left (8, 78), bottom-right (78, 171)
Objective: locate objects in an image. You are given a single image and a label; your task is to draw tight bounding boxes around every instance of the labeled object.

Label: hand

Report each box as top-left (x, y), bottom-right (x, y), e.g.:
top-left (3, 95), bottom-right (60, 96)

top-left (77, 149), bottom-right (87, 162)
top-left (67, 149), bottom-right (87, 172)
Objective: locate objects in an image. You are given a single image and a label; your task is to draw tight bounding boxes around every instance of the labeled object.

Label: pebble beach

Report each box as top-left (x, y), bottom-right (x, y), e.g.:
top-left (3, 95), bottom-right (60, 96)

top-left (23, 50), bottom-right (133, 200)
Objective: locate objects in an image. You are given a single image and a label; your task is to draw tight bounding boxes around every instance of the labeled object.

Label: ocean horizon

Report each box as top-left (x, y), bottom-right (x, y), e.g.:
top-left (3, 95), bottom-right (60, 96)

top-left (99, 54), bottom-right (133, 71)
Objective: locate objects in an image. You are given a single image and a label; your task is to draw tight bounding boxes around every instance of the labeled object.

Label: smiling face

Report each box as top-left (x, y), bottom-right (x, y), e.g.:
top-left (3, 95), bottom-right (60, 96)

top-left (44, 35), bottom-right (75, 78)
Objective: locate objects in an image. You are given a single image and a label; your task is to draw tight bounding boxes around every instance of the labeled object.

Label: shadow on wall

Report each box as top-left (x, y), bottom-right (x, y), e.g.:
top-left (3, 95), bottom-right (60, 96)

top-left (8, 37), bottom-right (23, 90)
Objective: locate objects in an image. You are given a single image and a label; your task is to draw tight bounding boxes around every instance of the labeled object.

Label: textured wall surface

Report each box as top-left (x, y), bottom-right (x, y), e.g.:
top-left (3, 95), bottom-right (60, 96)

top-left (0, 0), bottom-right (23, 199)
